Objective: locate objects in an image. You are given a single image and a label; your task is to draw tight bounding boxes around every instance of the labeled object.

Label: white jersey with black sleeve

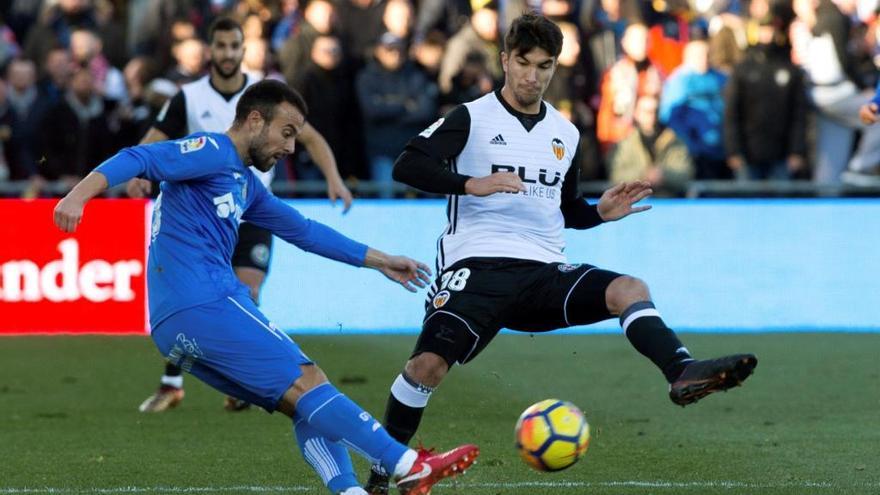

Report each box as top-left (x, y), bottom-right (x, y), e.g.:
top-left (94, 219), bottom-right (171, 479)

top-left (155, 74), bottom-right (274, 188)
top-left (398, 91), bottom-right (584, 270)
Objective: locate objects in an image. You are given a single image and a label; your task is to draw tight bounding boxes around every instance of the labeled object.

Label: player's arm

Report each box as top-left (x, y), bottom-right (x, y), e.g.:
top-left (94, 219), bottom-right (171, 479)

top-left (297, 121), bottom-right (353, 212)
top-left (243, 184), bottom-right (431, 291)
top-left (559, 161), bottom-right (604, 230)
top-left (55, 138), bottom-right (224, 232)
top-left (860, 81), bottom-right (880, 124)
top-left (561, 159), bottom-right (653, 227)
top-left (127, 92), bottom-right (188, 197)
top-left (392, 105), bottom-right (525, 196)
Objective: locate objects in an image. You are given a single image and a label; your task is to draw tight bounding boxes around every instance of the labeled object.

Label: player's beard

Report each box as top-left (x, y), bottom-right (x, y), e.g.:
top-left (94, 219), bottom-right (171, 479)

top-left (514, 86), bottom-right (542, 108)
top-left (211, 58), bottom-right (241, 79)
top-left (248, 126), bottom-right (275, 171)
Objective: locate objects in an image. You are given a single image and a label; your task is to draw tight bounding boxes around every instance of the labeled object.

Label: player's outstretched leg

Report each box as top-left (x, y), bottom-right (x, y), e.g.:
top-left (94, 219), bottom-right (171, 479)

top-left (609, 277), bottom-right (757, 406)
top-left (668, 354), bottom-right (757, 406)
top-left (293, 413), bottom-right (364, 494)
top-left (282, 367), bottom-right (476, 495)
top-left (138, 362), bottom-right (185, 413)
top-left (365, 352), bottom-right (447, 495)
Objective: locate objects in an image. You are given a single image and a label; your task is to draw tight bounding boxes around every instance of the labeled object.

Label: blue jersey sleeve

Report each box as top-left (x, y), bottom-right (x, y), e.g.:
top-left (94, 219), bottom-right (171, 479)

top-left (243, 180), bottom-right (368, 267)
top-left (95, 134), bottom-right (228, 187)
top-left (872, 80), bottom-right (880, 107)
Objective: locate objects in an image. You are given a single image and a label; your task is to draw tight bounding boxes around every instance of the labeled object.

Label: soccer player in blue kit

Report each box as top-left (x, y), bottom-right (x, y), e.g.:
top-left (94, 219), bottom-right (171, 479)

top-left (53, 80), bottom-right (478, 495)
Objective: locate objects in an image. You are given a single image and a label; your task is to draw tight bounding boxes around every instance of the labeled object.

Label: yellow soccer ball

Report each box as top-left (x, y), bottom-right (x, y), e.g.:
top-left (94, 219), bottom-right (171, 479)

top-left (514, 399), bottom-right (590, 472)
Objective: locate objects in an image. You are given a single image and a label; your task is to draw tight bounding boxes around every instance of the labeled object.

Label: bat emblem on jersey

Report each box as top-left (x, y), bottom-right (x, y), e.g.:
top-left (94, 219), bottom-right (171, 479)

top-left (432, 290), bottom-right (451, 309)
top-left (551, 138), bottom-right (565, 160)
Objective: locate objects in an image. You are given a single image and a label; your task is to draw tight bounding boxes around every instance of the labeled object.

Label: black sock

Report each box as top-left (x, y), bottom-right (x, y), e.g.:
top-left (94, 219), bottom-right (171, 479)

top-left (383, 394), bottom-right (425, 446)
top-left (164, 362), bottom-right (182, 377)
top-left (621, 301), bottom-right (693, 382)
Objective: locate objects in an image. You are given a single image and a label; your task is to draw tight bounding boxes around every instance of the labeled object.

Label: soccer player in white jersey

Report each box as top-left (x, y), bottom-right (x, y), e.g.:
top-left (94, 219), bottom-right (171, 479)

top-left (364, 13), bottom-right (758, 494)
top-left (130, 17), bottom-right (354, 413)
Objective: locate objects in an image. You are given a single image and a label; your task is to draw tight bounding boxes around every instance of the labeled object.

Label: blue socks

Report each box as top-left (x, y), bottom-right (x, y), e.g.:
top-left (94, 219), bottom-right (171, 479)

top-left (295, 382), bottom-right (410, 475)
top-left (293, 413), bottom-right (358, 494)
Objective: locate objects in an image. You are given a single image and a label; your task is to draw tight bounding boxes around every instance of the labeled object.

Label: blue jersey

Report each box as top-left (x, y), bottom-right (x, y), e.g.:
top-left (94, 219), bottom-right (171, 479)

top-left (95, 132), bottom-right (367, 327)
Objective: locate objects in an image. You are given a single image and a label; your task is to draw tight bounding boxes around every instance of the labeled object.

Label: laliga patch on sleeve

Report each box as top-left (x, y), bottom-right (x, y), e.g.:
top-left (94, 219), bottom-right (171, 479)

top-left (419, 118), bottom-right (445, 138)
top-left (178, 136), bottom-right (207, 154)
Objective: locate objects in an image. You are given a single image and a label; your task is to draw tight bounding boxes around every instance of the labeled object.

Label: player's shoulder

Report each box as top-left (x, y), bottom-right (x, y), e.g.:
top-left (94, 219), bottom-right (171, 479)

top-left (463, 92), bottom-right (497, 112)
top-left (180, 75), bottom-right (211, 92)
top-left (542, 100), bottom-right (579, 141)
top-left (171, 132), bottom-right (229, 159)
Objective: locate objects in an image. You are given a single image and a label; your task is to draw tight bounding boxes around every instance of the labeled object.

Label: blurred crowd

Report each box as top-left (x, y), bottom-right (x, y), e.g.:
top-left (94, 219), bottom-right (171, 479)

top-left (2, 0), bottom-right (880, 198)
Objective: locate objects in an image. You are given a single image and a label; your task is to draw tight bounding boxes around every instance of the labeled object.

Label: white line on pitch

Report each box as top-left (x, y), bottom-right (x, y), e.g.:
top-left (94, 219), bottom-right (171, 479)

top-left (1, 481), bottom-right (878, 493)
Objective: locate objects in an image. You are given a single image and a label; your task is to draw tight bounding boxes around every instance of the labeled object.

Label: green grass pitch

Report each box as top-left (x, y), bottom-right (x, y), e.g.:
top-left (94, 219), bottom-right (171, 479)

top-left (1, 333), bottom-right (878, 494)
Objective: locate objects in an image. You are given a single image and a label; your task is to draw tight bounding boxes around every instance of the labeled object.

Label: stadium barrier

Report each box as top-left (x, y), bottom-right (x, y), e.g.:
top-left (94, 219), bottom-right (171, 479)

top-left (1, 198), bottom-right (877, 334)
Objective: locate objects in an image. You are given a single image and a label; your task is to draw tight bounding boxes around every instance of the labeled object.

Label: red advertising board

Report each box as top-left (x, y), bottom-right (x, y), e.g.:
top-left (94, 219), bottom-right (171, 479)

top-left (0, 199), bottom-right (148, 334)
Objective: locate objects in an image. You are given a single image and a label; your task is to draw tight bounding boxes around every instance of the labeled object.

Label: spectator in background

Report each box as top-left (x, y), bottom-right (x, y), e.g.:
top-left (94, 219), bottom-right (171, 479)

top-left (660, 36), bottom-right (729, 179)
top-left (23, 0), bottom-right (97, 68)
top-left (0, 15), bottom-right (21, 70)
top-left (413, 0), bottom-right (471, 42)
top-left (412, 30), bottom-right (446, 81)
top-left (28, 66), bottom-right (113, 197)
top-left (724, 13), bottom-right (806, 180)
top-left (165, 37), bottom-right (206, 85)
top-left (336, 0), bottom-right (386, 69)
top-left (581, 0), bottom-right (638, 79)
top-left (279, 0), bottom-right (336, 85)
top-left (69, 27), bottom-right (126, 100)
top-left (383, 0), bottom-right (415, 41)
top-left (93, 0), bottom-right (127, 70)
top-left (243, 37), bottom-right (284, 81)
top-left (117, 56), bottom-right (158, 146)
top-left (442, 50), bottom-right (494, 109)
top-left (0, 78), bottom-right (11, 182)
top-left (608, 94), bottom-right (694, 195)
top-left (292, 35), bottom-right (365, 179)
top-left (271, 0), bottom-right (301, 52)
top-left (544, 21), bottom-right (605, 180)
top-left (596, 22), bottom-right (662, 152)
top-left (707, 12), bottom-right (744, 74)
top-left (438, 1), bottom-right (501, 95)
top-left (37, 47), bottom-right (73, 104)
top-left (6, 58), bottom-right (50, 180)
top-left (356, 32), bottom-right (438, 196)
top-left (242, 13), bottom-right (266, 41)
top-left (793, 0), bottom-right (880, 183)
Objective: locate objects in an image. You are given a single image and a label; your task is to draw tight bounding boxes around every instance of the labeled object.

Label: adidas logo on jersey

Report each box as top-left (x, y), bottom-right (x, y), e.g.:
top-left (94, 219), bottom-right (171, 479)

top-left (490, 134), bottom-right (507, 145)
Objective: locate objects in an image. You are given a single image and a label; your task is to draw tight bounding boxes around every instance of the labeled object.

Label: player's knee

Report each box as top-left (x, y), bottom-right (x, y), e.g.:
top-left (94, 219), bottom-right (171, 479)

top-left (277, 364), bottom-right (329, 417)
top-left (606, 276), bottom-right (651, 315)
top-left (405, 352), bottom-right (449, 388)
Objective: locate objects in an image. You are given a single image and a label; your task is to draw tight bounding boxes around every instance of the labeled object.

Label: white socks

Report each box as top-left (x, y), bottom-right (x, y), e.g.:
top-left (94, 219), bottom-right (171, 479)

top-left (160, 375), bottom-right (183, 388)
top-left (393, 449), bottom-right (418, 478)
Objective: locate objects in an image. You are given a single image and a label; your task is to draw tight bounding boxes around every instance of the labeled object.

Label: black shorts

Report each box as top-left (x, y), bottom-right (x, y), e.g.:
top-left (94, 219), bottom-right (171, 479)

top-left (231, 222), bottom-right (273, 272)
top-left (415, 257), bottom-right (622, 366)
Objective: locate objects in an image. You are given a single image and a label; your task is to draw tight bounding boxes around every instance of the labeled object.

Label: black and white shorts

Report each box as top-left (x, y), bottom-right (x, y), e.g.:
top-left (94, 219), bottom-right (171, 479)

top-left (414, 257), bottom-right (622, 366)
top-left (232, 222), bottom-right (274, 273)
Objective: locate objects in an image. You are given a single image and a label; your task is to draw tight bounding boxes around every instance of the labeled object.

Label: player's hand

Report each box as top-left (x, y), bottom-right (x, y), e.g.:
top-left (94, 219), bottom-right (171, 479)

top-left (859, 103), bottom-right (879, 125)
top-left (54, 195), bottom-right (86, 233)
top-left (327, 179), bottom-right (353, 213)
top-left (126, 177), bottom-right (152, 198)
top-left (365, 249), bottom-right (432, 292)
top-left (597, 181), bottom-right (652, 222)
top-left (787, 154), bottom-right (805, 173)
top-left (464, 172), bottom-right (526, 196)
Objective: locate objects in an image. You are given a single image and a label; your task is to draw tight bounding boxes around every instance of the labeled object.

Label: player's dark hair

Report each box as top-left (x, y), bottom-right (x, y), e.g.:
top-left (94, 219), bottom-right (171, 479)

top-left (208, 17), bottom-right (243, 44)
top-left (504, 13), bottom-right (563, 58)
top-left (233, 80), bottom-right (308, 125)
